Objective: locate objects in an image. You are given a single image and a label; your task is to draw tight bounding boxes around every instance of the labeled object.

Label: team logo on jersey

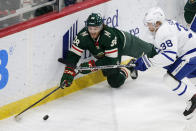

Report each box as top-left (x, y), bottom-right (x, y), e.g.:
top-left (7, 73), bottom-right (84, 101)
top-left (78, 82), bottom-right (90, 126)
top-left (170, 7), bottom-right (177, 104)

top-left (104, 30), bottom-right (111, 38)
top-left (81, 31), bottom-right (88, 37)
top-left (94, 52), bottom-right (105, 59)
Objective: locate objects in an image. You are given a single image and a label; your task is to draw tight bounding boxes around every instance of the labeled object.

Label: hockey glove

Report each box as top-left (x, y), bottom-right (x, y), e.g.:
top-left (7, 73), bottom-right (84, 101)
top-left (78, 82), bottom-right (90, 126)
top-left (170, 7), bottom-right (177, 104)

top-left (79, 60), bottom-right (97, 74)
top-left (134, 55), bottom-right (152, 71)
top-left (60, 66), bottom-right (76, 88)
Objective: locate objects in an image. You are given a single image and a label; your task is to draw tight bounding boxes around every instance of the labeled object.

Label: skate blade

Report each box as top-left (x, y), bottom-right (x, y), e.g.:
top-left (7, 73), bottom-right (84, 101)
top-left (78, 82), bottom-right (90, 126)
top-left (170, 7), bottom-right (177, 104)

top-left (14, 115), bottom-right (22, 122)
top-left (186, 114), bottom-right (193, 120)
top-left (185, 110), bottom-right (196, 120)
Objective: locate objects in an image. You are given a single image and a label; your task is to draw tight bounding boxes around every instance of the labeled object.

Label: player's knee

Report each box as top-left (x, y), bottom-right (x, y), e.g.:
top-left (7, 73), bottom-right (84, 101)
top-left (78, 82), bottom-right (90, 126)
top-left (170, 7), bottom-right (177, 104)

top-left (107, 71), bottom-right (126, 88)
top-left (107, 78), bottom-right (125, 88)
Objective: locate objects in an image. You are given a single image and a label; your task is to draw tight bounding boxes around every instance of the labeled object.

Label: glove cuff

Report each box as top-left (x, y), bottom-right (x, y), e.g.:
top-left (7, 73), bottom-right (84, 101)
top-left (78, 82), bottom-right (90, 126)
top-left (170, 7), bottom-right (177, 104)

top-left (64, 66), bottom-right (76, 76)
top-left (142, 55), bottom-right (152, 68)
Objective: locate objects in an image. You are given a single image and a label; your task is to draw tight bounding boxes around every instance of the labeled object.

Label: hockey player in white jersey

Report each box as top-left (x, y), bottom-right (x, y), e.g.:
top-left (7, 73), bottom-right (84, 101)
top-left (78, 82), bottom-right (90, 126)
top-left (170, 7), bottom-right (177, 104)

top-left (133, 7), bottom-right (196, 119)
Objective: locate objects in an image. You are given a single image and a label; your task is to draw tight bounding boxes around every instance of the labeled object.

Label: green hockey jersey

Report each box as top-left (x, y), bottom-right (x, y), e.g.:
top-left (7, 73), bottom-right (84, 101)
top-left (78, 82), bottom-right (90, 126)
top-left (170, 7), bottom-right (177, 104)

top-left (64, 25), bottom-right (156, 67)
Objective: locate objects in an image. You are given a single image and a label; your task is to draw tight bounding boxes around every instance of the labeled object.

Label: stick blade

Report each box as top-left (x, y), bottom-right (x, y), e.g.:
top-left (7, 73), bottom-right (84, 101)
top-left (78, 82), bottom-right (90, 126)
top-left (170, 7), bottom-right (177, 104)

top-left (14, 115), bottom-right (22, 122)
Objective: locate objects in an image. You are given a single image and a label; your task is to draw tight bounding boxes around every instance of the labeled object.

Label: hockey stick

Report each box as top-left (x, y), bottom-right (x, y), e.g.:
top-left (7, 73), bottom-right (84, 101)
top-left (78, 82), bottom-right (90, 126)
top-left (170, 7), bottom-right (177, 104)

top-left (58, 58), bottom-right (135, 71)
top-left (75, 63), bottom-right (135, 71)
top-left (190, 14), bottom-right (196, 32)
top-left (14, 72), bottom-right (79, 121)
top-left (14, 84), bottom-right (63, 120)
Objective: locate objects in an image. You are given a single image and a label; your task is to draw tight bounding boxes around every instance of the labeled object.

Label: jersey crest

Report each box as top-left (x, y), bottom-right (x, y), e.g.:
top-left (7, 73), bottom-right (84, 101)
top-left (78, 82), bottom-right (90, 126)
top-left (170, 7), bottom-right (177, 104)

top-left (104, 30), bottom-right (111, 38)
top-left (94, 52), bottom-right (105, 59)
top-left (81, 31), bottom-right (89, 37)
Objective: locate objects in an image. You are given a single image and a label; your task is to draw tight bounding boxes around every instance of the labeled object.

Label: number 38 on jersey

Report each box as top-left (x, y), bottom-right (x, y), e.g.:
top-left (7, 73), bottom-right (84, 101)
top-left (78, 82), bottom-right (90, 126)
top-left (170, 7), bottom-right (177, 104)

top-left (160, 40), bottom-right (173, 50)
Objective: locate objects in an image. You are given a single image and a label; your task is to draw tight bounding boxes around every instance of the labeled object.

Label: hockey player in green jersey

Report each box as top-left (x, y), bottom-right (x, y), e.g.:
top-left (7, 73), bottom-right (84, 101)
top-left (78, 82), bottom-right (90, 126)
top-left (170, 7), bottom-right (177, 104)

top-left (59, 13), bottom-right (157, 88)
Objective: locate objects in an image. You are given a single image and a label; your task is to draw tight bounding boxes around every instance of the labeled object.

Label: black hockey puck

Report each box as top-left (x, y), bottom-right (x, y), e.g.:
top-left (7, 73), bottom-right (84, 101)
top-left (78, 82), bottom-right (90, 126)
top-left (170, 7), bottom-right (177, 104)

top-left (43, 115), bottom-right (49, 120)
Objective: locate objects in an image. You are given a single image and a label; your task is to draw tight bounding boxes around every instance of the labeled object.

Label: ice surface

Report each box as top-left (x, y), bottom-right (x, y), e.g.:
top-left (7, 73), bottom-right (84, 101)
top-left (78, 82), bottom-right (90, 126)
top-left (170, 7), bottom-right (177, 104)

top-left (0, 68), bottom-right (196, 131)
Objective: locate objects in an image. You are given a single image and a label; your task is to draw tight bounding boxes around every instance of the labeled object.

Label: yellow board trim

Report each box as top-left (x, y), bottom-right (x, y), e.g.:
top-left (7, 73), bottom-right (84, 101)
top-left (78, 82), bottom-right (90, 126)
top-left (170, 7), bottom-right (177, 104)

top-left (0, 70), bottom-right (106, 120)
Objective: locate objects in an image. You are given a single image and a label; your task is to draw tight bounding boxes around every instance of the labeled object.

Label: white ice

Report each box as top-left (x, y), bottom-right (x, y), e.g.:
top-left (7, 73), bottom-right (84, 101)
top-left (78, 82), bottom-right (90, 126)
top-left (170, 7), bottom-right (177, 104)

top-left (1, 68), bottom-right (196, 131)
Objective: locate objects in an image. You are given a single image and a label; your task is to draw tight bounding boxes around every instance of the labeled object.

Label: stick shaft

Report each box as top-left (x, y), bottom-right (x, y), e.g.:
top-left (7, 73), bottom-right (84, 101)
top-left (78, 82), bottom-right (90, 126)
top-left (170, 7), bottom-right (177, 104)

top-left (14, 72), bottom-right (80, 119)
top-left (15, 86), bottom-right (62, 119)
top-left (14, 71), bottom-right (82, 119)
top-left (75, 64), bottom-right (135, 71)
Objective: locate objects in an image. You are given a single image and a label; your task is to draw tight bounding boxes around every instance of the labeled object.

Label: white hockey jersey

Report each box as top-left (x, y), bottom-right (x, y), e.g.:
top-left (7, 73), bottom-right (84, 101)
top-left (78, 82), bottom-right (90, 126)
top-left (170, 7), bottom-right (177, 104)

top-left (150, 20), bottom-right (196, 67)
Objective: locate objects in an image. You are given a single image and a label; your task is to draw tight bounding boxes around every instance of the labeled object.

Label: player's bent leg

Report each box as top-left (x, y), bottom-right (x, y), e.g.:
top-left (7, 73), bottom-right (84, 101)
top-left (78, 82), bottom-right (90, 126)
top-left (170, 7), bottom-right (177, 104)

top-left (163, 72), bottom-right (196, 119)
top-left (187, 69), bottom-right (196, 78)
top-left (163, 73), bottom-right (188, 97)
top-left (165, 56), bottom-right (196, 97)
top-left (106, 67), bottom-right (129, 88)
top-left (107, 75), bottom-right (125, 88)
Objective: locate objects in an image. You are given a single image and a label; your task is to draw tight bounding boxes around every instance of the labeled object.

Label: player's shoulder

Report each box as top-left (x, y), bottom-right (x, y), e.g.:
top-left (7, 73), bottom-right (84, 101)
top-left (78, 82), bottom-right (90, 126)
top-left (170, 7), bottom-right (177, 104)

top-left (77, 27), bottom-right (90, 39)
top-left (71, 27), bottom-right (90, 49)
top-left (101, 26), bottom-right (118, 39)
top-left (156, 20), bottom-right (176, 40)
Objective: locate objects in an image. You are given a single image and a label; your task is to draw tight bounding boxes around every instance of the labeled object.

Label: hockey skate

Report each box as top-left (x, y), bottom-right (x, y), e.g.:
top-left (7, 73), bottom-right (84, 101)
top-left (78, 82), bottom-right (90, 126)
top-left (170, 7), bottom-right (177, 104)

top-left (183, 94), bottom-right (196, 120)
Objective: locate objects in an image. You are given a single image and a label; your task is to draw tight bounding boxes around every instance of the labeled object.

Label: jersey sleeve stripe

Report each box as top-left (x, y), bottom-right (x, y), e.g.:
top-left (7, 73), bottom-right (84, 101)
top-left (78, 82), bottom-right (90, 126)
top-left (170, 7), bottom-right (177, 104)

top-left (143, 56), bottom-right (151, 67)
top-left (105, 48), bottom-right (118, 54)
top-left (163, 51), bottom-right (177, 54)
top-left (161, 53), bottom-right (175, 62)
top-left (120, 68), bottom-right (129, 78)
top-left (71, 44), bottom-right (84, 53)
top-left (70, 44), bottom-right (84, 56)
top-left (105, 52), bottom-right (118, 58)
top-left (182, 48), bottom-right (196, 57)
top-left (105, 49), bottom-right (118, 58)
top-left (173, 81), bottom-right (181, 91)
top-left (178, 85), bottom-right (187, 96)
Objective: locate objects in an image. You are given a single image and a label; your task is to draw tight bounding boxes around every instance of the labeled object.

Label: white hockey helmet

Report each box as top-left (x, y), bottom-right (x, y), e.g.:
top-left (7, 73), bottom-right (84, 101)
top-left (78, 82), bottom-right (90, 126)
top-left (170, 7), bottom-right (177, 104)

top-left (144, 7), bottom-right (165, 26)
